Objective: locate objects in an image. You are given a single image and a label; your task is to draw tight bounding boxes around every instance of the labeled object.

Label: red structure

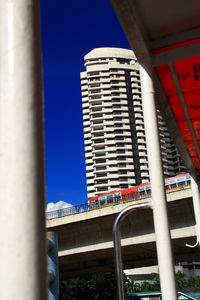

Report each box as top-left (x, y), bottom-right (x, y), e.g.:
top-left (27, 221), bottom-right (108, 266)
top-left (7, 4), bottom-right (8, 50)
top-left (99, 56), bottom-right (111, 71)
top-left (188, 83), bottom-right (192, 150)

top-left (154, 38), bottom-right (200, 170)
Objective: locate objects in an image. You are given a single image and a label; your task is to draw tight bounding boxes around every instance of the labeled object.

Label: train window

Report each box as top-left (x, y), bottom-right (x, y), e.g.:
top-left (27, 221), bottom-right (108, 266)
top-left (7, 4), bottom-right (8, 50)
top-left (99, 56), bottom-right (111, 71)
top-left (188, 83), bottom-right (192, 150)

top-left (178, 181), bottom-right (185, 187)
top-left (126, 194), bottom-right (130, 200)
top-left (99, 196), bottom-right (106, 205)
top-left (165, 185), bottom-right (169, 190)
top-left (90, 202), bottom-right (95, 209)
top-left (131, 193), bottom-right (134, 199)
top-left (146, 185), bottom-right (151, 193)
top-left (139, 191), bottom-right (145, 196)
top-left (107, 194), bottom-right (113, 203)
top-left (169, 179), bottom-right (176, 184)
top-left (134, 192), bottom-right (138, 198)
top-left (186, 176), bottom-right (191, 185)
top-left (99, 199), bottom-right (105, 205)
top-left (177, 177), bottom-right (184, 182)
top-left (170, 183), bottom-right (177, 188)
top-left (123, 195), bottom-right (126, 201)
top-left (139, 186), bottom-right (145, 192)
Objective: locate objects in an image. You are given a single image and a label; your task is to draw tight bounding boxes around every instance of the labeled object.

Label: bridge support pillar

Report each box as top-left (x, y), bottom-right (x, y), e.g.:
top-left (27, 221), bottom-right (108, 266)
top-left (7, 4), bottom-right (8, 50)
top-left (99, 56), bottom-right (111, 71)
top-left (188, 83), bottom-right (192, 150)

top-left (139, 64), bottom-right (177, 300)
top-left (0, 1), bottom-right (47, 299)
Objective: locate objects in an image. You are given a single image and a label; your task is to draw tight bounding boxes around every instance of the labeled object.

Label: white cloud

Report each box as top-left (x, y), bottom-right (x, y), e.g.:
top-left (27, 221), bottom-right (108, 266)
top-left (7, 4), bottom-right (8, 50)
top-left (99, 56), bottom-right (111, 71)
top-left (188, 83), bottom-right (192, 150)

top-left (46, 200), bottom-right (73, 212)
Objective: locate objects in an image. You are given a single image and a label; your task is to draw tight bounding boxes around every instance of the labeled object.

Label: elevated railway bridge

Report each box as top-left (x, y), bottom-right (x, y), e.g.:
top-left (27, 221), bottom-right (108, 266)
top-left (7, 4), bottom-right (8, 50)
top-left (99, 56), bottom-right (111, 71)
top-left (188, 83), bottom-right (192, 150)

top-left (47, 187), bottom-right (200, 279)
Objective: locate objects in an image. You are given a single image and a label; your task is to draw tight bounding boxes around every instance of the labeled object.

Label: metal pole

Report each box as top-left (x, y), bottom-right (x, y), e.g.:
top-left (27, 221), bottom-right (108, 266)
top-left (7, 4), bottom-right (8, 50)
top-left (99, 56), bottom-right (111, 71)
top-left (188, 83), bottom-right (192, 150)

top-left (139, 64), bottom-right (177, 300)
top-left (113, 203), bottom-right (151, 300)
top-left (191, 177), bottom-right (200, 247)
top-left (0, 1), bottom-right (47, 299)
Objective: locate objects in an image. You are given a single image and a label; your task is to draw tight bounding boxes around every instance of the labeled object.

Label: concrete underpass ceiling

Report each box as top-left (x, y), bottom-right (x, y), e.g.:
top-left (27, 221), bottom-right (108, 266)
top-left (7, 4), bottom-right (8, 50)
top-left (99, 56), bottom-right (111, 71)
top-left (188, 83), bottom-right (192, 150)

top-left (59, 237), bottom-right (200, 279)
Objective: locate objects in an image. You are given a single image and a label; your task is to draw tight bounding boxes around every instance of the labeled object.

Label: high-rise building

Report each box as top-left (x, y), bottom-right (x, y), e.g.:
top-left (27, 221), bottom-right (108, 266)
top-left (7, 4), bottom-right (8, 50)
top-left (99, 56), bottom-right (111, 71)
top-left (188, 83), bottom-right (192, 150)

top-left (81, 48), bottom-right (186, 198)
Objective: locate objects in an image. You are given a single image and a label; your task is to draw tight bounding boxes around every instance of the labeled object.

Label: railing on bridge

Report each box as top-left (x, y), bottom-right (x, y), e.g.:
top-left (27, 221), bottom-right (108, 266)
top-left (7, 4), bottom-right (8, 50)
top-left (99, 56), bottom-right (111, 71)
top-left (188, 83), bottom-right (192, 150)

top-left (46, 185), bottom-right (191, 220)
top-left (45, 197), bottom-right (147, 220)
top-left (46, 203), bottom-right (89, 220)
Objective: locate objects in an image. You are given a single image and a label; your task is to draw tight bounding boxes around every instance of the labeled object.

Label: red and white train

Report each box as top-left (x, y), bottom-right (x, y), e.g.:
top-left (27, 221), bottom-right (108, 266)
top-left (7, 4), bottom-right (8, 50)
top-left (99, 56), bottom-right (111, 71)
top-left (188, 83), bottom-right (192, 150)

top-left (89, 173), bottom-right (191, 209)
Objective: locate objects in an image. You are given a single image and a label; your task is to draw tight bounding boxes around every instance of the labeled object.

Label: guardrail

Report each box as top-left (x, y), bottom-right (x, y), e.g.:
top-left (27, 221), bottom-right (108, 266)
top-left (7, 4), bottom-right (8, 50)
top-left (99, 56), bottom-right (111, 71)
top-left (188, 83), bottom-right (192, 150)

top-left (46, 185), bottom-right (191, 220)
top-left (126, 291), bottom-right (197, 299)
top-left (46, 203), bottom-right (89, 220)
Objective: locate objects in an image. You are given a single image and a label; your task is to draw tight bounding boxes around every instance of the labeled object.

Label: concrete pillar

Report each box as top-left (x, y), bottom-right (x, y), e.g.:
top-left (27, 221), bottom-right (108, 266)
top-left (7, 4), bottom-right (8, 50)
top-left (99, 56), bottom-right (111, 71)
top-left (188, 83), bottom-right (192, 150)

top-left (0, 1), bottom-right (47, 299)
top-left (191, 177), bottom-right (200, 247)
top-left (139, 64), bottom-right (177, 300)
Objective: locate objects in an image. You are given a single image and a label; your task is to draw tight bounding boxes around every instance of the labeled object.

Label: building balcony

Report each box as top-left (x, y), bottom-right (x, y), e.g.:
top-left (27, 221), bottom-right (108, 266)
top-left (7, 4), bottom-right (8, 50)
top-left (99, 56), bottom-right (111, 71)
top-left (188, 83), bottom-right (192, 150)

top-left (85, 158), bottom-right (93, 164)
top-left (135, 119), bottom-right (144, 125)
top-left (141, 171), bottom-right (149, 177)
top-left (85, 152), bottom-right (93, 159)
top-left (83, 115), bottom-right (90, 121)
top-left (84, 140), bottom-right (92, 147)
top-left (86, 165), bottom-right (94, 171)
top-left (138, 145), bottom-right (146, 150)
top-left (131, 82), bottom-right (140, 88)
top-left (81, 91), bottom-right (88, 96)
top-left (87, 186), bottom-right (95, 193)
top-left (140, 165), bottom-right (149, 170)
top-left (137, 132), bottom-right (145, 138)
top-left (139, 158), bottom-right (148, 164)
top-left (134, 107), bottom-right (143, 113)
top-left (87, 179), bottom-right (94, 185)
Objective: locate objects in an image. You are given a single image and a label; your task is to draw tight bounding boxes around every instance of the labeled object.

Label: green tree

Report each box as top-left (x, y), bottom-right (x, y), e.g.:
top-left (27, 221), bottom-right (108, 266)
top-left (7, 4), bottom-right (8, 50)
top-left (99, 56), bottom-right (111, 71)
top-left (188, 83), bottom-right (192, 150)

top-left (60, 270), bottom-right (200, 299)
top-left (176, 271), bottom-right (187, 290)
top-left (152, 274), bottom-right (160, 291)
top-left (60, 272), bottom-right (117, 300)
top-left (188, 276), bottom-right (200, 287)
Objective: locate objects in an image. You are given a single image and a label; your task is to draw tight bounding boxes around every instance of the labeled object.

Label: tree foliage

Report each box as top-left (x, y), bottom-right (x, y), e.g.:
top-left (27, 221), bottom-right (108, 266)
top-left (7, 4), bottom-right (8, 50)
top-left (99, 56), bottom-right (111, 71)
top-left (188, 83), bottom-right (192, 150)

top-left (176, 270), bottom-right (187, 290)
top-left (188, 276), bottom-right (200, 287)
top-left (125, 274), bottom-right (160, 293)
top-left (60, 272), bottom-right (117, 300)
top-left (60, 271), bottom-right (200, 299)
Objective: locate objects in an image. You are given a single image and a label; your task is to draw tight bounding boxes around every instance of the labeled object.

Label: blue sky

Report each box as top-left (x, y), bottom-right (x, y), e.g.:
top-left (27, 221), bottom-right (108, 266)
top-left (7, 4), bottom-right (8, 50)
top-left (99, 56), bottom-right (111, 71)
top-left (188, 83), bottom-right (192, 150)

top-left (40, 0), bottom-right (131, 206)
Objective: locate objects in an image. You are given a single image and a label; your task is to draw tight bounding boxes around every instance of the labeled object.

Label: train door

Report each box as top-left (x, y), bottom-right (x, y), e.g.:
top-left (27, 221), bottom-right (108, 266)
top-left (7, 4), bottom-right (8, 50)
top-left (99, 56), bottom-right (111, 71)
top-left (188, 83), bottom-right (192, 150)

top-left (177, 176), bottom-right (186, 188)
top-left (107, 194), bottom-right (114, 205)
top-left (134, 192), bottom-right (139, 199)
top-left (186, 175), bottom-right (191, 185)
top-left (146, 185), bottom-right (151, 196)
top-left (114, 192), bottom-right (121, 204)
top-left (138, 186), bottom-right (145, 197)
top-left (99, 195), bottom-right (106, 207)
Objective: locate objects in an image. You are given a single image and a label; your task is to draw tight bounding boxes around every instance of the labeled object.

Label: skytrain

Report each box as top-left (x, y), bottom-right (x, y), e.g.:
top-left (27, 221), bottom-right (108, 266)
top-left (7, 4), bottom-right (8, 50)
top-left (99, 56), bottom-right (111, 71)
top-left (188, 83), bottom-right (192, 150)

top-left (89, 173), bottom-right (191, 209)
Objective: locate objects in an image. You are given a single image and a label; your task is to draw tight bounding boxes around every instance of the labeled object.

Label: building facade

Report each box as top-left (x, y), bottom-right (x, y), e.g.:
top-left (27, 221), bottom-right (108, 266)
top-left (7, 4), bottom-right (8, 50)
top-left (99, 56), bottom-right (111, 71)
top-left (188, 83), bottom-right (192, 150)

top-left (81, 48), bottom-right (186, 198)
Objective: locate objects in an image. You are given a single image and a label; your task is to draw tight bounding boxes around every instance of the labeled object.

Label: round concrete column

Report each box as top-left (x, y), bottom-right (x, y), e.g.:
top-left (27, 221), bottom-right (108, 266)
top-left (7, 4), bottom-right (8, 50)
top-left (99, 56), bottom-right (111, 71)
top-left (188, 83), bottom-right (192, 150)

top-left (139, 64), bottom-right (177, 300)
top-left (0, 1), bottom-right (47, 299)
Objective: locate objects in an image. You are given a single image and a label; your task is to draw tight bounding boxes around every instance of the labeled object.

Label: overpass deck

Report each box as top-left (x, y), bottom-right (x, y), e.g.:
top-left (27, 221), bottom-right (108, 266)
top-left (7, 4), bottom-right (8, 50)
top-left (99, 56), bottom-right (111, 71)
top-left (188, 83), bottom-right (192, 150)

top-left (47, 188), bottom-right (200, 279)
